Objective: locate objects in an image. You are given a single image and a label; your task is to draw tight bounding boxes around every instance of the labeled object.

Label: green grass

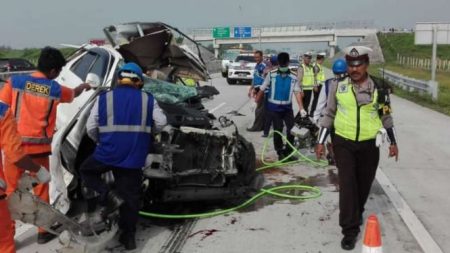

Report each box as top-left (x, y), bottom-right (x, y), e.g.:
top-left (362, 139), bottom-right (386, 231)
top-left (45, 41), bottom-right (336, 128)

top-left (0, 48), bottom-right (77, 65)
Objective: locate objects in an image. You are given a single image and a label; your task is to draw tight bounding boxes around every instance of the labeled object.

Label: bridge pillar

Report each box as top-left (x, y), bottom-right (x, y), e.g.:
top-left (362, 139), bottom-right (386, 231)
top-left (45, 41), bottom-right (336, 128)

top-left (329, 38), bottom-right (338, 58)
top-left (213, 40), bottom-right (220, 58)
top-left (329, 46), bottom-right (336, 58)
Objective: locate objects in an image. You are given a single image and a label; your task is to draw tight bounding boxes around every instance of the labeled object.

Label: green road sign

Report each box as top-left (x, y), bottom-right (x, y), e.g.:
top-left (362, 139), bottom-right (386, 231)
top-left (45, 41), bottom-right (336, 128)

top-left (213, 27), bottom-right (230, 38)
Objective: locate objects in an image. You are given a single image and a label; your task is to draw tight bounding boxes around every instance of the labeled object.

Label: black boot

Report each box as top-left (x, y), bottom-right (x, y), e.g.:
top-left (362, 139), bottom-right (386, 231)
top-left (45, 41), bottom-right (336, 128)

top-left (119, 232), bottom-right (137, 250)
top-left (102, 191), bottom-right (124, 218)
top-left (341, 235), bottom-right (357, 250)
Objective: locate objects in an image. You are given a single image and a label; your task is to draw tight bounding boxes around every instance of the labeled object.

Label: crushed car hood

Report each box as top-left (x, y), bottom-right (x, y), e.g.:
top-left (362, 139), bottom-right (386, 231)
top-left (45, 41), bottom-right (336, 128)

top-left (104, 22), bottom-right (209, 81)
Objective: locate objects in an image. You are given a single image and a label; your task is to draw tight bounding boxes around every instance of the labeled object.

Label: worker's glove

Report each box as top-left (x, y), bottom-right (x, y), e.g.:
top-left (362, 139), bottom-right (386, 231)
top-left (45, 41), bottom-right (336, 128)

top-left (0, 178), bottom-right (6, 200)
top-left (375, 128), bottom-right (387, 147)
top-left (300, 109), bottom-right (308, 118)
top-left (0, 178), bottom-right (6, 191)
top-left (35, 166), bottom-right (51, 184)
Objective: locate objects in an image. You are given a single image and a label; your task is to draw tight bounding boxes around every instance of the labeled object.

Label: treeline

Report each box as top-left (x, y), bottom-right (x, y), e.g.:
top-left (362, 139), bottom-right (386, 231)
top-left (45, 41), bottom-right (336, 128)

top-left (0, 47), bottom-right (77, 64)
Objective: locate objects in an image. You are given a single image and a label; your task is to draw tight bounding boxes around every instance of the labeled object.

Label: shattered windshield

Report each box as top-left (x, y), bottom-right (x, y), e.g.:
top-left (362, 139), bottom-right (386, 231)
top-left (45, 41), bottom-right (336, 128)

top-left (142, 76), bottom-right (197, 104)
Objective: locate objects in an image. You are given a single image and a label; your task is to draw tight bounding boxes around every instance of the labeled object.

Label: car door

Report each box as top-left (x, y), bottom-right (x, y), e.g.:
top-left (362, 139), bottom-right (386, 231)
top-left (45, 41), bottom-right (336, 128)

top-left (56, 47), bottom-right (114, 131)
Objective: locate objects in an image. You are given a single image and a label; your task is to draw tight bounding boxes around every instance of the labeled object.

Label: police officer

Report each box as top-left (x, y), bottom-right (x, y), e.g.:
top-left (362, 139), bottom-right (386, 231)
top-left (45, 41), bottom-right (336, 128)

top-left (257, 52), bottom-right (306, 160)
top-left (80, 62), bottom-right (167, 250)
top-left (247, 50), bottom-right (267, 132)
top-left (315, 46), bottom-right (399, 250)
top-left (310, 52), bottom-right (326, 116)
top-left (0, 47), bottom-right (91, 244)
top-left (297, 52), bottom-right (315, 115)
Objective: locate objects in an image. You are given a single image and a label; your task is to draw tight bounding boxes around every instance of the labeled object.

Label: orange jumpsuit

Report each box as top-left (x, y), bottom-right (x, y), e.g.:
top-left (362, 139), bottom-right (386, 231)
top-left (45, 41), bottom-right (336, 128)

top-left (0, 72), bottom-right (74, 234)
top-left (0, 102), bottom-right (29, 253)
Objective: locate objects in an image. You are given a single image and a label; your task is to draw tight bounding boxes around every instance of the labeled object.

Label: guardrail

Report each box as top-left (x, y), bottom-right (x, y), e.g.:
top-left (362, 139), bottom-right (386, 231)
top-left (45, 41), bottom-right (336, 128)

top-left (0, 71), bottom-right (34, 81)
top-left (379, 68), bottom-right (439, 101)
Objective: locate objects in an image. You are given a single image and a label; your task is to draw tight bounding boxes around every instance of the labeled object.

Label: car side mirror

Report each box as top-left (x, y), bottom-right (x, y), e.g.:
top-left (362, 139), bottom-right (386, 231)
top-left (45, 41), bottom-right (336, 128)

top-left (86, 73), bottom-right (101, 88)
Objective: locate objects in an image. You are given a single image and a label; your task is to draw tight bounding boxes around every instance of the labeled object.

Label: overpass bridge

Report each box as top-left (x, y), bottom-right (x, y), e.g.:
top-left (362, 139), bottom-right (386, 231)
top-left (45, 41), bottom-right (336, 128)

top-left (186, 21), bottom-right (378, 58)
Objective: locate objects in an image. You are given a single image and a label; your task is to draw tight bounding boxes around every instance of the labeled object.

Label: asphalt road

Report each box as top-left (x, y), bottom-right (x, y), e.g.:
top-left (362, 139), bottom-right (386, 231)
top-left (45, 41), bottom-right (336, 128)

top-left (15, 72), bottom-right (447, 253)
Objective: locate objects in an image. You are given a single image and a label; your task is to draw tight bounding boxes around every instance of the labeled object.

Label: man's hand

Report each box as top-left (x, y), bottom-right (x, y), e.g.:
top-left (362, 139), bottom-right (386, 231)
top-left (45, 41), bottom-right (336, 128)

top-left (388, 144), bottom-right (399, 162)
top-left (248, 87), bottom-right (253, 98)
top-left (300, 109), bottom-right (307, 118)
top-left (35, 166), bottom-right (51, 184)
top-left (315, 144), bottom-right (325, 160)
top-left (74, 83), bottom-right (92, 97)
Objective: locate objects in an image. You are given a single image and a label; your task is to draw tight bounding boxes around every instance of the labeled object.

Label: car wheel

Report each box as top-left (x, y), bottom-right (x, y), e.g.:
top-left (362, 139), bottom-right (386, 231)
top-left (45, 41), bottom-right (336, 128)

top-left (227, 78), bottom-right (237, 85)
top-left (235, 134), bottom-right (257, 185)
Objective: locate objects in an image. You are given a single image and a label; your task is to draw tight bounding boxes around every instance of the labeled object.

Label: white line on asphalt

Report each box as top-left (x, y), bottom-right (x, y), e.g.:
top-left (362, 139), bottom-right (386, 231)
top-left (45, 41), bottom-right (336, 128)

top-left (209, 102), bottom-right (226, 113)
top-left (376, 167), bottom-right (443, 253)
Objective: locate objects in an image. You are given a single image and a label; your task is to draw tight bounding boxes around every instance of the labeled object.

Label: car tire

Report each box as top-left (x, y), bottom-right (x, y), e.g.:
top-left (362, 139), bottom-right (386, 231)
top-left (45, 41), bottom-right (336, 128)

top-left (235, 134), bottom-right (257, 185)
top-left (227, 78), bottom-right (237, 85)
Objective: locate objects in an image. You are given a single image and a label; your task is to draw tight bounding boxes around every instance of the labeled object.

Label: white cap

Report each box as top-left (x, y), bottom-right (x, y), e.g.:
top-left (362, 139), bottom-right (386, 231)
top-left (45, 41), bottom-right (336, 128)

top-left (343, 46), bottom-right (373, 58)
top-left (303, 51), bottom-right (313, 57)
top-left (317, 52), bottom-right (326, 57)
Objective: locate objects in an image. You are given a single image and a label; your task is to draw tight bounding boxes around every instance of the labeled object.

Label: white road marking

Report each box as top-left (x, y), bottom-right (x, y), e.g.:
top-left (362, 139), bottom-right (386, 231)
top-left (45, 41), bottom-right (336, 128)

top-left (376, 167), bottom-right (443, 253)
top-left (209, 102), bottom-right (226, 113)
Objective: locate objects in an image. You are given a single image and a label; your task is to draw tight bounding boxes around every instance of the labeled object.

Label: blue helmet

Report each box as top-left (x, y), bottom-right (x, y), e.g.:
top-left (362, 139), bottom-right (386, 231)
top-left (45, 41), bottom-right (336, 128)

top-left (332, 59), bottom-right (347, 75)
top-left (270, 55), bottom-right (278, 65)
top-left (118, 62), bottom-right (143, 81)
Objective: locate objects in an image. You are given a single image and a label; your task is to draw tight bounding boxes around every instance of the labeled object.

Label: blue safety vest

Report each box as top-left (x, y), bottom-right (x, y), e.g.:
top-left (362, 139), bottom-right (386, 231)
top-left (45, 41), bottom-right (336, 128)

top-left (94, 85), bottom-right (154, 169)
top-left (266, 70), bottom-right (298, 112)
top-left (253, 62), bottom-right (266, 86)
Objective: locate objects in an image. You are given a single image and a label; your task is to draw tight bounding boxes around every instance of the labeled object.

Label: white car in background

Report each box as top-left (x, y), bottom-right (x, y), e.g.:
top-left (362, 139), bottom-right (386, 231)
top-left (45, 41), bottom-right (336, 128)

top-left (226, 54), bottom-right (256, 85)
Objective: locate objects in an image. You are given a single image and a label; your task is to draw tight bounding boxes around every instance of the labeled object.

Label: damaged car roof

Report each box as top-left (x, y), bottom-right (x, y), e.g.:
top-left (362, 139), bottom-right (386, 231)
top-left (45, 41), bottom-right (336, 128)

top-left (103, 22), bottom-right (210, 81)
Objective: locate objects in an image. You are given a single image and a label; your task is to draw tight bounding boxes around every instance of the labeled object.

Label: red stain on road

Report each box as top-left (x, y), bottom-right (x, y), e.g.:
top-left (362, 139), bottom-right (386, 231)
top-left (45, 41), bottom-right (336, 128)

top-left (188, 229), bottom-right (221, 241)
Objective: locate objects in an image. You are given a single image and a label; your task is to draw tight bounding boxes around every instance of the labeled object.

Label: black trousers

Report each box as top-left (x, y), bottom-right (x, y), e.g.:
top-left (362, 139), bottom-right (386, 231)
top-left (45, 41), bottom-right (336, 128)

top-left (310, 86), bottom-right (322, 116)
top-left (302, 90), bottom-right (313, 114)
top-left (249, 99), bottom-right (265, 131)
top-left (263, 97), bottom-right (273, 135)
top-left (80, 156), bottom-right (143, 233)
top-left (266, 110), bottom-right (294, 153)
top-left (332, 135), bottom-right (379, 237)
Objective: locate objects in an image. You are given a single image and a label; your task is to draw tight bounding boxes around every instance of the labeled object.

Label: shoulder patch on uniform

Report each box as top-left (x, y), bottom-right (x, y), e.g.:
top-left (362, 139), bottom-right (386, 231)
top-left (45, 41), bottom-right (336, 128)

top-left (338, 84), bottom-right (349, 93)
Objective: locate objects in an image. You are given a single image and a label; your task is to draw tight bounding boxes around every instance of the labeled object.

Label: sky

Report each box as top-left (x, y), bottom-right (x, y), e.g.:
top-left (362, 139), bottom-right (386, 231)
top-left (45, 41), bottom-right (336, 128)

top-left (1, 0), bottom-right (449, 49)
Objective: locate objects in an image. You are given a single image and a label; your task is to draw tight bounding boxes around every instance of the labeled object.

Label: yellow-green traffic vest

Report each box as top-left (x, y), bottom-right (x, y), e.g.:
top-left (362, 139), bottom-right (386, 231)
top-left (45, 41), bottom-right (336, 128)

top-left (315, 63), bottom-right (326, 84)
top-left (334, 78), bottom-right (382, 141)
top-left (301, 63), bottom-right (314, 90)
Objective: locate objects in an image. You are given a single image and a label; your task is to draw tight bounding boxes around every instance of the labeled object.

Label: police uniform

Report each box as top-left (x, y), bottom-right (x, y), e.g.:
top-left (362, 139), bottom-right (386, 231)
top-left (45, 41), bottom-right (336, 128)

top-left (310, 52), bottom-right (326, 116)
top-left (260, 67), bottom-right (302, 158)
top-left (317, 46), bottom-right (398, 248)
top-left (297, 52), bottom-right (315, 114)
top-left (248, 61), bottom-right (267, 131)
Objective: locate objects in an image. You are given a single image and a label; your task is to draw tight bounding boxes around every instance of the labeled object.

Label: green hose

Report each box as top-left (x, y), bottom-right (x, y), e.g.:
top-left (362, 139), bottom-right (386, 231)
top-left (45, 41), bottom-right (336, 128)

top-left (139, 130), bottom-right (328, 219)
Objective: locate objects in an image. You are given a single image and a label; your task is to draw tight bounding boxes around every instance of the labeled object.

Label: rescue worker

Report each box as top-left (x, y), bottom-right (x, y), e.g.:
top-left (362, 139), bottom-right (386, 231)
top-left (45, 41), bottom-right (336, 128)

top-left (80, 62), bottom-right (167, 250)
top-left (256, 52), bottom-right (306, 160)
top-left (247, 50), bottom-right (266, 132)
top-left (313, 58), bottom-right (348, 124)
top-left (310, 52), bottom-right (326, 116)
top-left (0, 101), bottom-right (49, 253)
top-left (313, 59), bottom-right (348, 165)
top-left (0, 46), bottom-right (91, 244)
top-left (315, 46), bottom-right (399, 250)
top-left (262, 55), bottom-right (279, 137)
top-left (297, 52), bottom-right (315, 115)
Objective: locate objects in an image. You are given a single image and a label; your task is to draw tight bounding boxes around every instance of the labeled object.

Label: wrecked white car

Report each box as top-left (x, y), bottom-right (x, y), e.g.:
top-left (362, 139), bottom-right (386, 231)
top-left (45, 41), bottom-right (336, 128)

top-left (50, 22), bottom-right (262, 214)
